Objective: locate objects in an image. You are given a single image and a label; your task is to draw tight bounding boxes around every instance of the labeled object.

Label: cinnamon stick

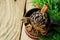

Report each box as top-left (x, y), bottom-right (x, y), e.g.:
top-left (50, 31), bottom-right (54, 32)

top-left (41, 4), bottom-right (49, 13)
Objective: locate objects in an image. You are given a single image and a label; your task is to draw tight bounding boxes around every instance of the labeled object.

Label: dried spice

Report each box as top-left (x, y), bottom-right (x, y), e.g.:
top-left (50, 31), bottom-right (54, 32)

top-left (24, 10), bottom-right (48, 37)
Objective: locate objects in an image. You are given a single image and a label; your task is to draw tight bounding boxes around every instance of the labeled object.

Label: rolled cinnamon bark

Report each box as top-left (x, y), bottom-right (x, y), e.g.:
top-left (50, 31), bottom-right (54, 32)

top-left (41, 4), bottom-right (49, 13)
top-left (36, 4), bottom-right (41, 9)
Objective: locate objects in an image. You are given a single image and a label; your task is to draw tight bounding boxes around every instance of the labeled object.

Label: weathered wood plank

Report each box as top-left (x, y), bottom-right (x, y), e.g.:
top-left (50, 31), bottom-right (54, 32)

top-left (0, 0), bottom-right (25, 40)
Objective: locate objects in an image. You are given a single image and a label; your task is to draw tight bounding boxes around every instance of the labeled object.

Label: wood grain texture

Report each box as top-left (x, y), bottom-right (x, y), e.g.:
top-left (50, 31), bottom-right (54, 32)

top-left (26, 0), bottom-right (35, 12)
top-left (0, 0), bottom-right (25, 40)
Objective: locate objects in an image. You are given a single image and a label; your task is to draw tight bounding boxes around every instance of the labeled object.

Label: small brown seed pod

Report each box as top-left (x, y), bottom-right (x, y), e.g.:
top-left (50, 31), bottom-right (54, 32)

top-left (26, 24), bottom-right (32, 32)
top-left (22, 17), bottom-right (30, 23)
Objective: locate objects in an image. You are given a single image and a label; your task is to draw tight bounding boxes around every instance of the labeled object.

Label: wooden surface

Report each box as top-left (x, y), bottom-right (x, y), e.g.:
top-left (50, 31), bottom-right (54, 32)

top-left (20, 0), bottom-right (35, 40)
top-left (0, 0), bottom-right (25, 40)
